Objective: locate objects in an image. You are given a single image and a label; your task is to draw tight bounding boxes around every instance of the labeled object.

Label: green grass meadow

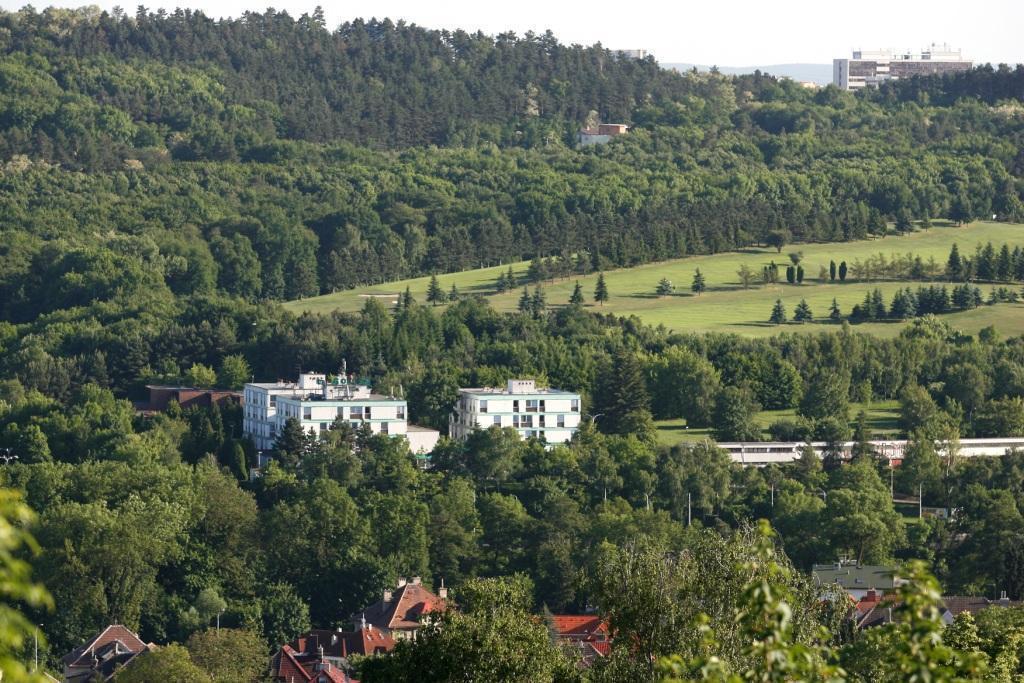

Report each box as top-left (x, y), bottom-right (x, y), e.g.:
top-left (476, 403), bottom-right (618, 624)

top-left (286, 221), bottom-right (1024, 338)
top-left (654, 400), bottom-right (902, 448)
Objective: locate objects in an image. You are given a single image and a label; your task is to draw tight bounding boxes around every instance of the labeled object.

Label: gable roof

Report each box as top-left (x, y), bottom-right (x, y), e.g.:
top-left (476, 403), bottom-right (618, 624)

top-left (549, 615), bottom-right (608, 639)
top-left (812, 563), bottom-right (899, 590)
top-left (61, 625), bottom-right (149, 669)
top-left (270, 644), bottom-right (358, 683)
top-left (358, 583), bottom-right (446, 631)
top-left (290, 627), bottom-right (395, 658)
top-left (943, 595), bottom-right (1023, 616)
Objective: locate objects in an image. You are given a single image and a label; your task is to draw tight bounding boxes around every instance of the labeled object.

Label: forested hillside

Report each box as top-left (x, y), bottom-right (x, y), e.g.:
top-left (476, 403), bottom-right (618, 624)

top-left (0, 6), bottom-right (1022, 324)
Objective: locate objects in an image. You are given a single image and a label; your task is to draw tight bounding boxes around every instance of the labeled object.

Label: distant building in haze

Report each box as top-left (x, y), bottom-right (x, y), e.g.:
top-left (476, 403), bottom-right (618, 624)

top-left (833, 44), bottom-right (972, 90)
top-left (578, 123), bottom-right (629, 146)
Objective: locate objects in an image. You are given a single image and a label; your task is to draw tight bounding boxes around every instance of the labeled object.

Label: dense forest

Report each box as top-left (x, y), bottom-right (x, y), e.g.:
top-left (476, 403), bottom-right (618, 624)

top-left (4, 298), bottom-right (1024, 678)
top-left (2, 5), bottom-right (1024, 681)
top-left (0, 7), bottom-right (1023, 308)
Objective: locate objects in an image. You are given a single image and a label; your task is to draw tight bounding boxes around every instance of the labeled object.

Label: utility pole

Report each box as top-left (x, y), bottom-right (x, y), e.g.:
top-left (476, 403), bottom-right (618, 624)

top-left (919, 483), bottom-right (923, 519)
top-left (687, 492), bottom-right (692, 527)
top-left (217, 609), bottom-right (223, 632)
top-left (770, 482), bottom-right (775, 509)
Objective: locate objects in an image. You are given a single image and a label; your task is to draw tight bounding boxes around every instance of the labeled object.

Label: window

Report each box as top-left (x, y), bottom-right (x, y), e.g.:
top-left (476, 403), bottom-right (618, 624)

top-left (337, 407), bottom-right (345, 418)
top-left (270, 396), bottom-right (277, 407)
top-left (571, 399), bottom-right (580, 412)
top-left (557, 414), bottom-right (565, 428)
top-left (320, 422), bottom-right (329, 431)
top-left (479, 400), bottom-right (488, 413)
top-left (520, 415), bottom-right (533, 428)
top-left (525, 399), bottom-right (539, 412)
top-left (513, 400), bottom-right (519, 413)
top-left (303, 406), bottom-right (312, 420)
top-left (539, 400), bottom-right (545, 412)
top-left (398, 405), bottom-right (405, 419)
top-left (380, 422), bottom-right (389, 435)
top-left (365, 406), bottom-right (372, 419)
top-left (351, 406), bottom-right (364, 420)
top-left (513, 415), bottom-right (520, 429)
top-left (493, 415), bottom-right (501, 426)
top-left (539, 415), bottom-right (545, 428)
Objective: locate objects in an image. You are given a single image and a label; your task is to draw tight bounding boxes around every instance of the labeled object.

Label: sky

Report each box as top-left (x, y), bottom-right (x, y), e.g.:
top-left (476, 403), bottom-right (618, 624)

top-left (4, 0), bottom-right (1022, 66)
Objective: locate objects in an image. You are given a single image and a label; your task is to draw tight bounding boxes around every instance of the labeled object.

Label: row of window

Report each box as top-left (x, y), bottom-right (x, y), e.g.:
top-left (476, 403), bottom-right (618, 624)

top-left (478, 398), bottom-right (579, 413)
top-left (280, 405), bottom-right (406, 421)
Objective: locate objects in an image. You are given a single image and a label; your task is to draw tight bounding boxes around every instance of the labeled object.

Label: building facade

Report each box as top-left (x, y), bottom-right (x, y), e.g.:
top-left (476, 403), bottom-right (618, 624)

top-left (833, 44), bottom-right (971, 90)
top-left (450, 379), bottom-right (581, 445)
top-left (243, 373), bottom-right (439, 454)
top-left (578, 123), bottom-right (629, 146)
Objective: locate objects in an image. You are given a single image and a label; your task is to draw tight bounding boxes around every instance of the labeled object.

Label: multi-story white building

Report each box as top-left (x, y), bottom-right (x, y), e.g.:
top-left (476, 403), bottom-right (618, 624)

top-left (450, 379), bottom-right (582, 445)
top-left (833, 44), bottom-right (971, 91)
top-left (243, 372), bottom-right (439, 454)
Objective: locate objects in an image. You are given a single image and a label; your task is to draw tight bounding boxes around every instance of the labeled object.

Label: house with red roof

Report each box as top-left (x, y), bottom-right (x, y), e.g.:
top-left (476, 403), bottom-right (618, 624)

top-left (547, 614), bottom-right (611, 665)
top-left (353, 577), bottom-right (447, 640)
top-left (60, 624), bottom-right (155, 682)
top-left (269, 644), bottom-right (357, 683)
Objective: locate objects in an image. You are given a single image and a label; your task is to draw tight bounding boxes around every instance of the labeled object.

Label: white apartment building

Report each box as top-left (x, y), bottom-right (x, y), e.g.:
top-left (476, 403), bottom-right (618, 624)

top-left (833, 44), bottom-right (971, 91)
top-left (450, 379), bottom-right (582, 445)
top-left (243, 372), bottom-right (439, 454)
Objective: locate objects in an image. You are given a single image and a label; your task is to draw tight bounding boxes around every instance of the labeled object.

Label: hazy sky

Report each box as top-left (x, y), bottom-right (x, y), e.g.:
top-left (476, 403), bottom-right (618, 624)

top-left (6, 0), bottom-right (1023, 65)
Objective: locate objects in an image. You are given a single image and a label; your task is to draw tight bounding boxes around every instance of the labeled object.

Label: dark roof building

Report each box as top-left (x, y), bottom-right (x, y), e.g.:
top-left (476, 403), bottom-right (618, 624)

top-left (354, 577), bottom-right (447, 639)
top-left (270, 626), bottom-right (395, 682)
top-left (812, 561), bottom-right (904, 598)
top-left (60, 624), bottom-right (154, 682)
top-left (136, 385), bottom-right (241, 413)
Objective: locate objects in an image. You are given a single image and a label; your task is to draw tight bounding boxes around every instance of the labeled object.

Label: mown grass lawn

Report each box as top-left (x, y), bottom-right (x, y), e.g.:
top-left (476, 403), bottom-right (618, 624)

top-left (654, 400), bottom-right (901, 448)
top-left (286, 221), bottom-right (1024, 338)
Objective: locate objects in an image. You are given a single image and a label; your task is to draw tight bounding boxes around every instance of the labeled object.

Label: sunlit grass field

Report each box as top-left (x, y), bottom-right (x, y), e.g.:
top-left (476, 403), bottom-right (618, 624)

top-left (653, 400), bottom-right (901, 448)
top-left (286, 221), bottom-right (1024, 338)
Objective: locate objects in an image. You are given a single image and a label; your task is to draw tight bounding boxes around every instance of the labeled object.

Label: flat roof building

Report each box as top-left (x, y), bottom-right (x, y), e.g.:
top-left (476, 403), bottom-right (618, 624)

top-left (833, 44), bottom-right (972, 91)
top-left (243, 371), bottom-right (439, 455)
top-left (450, 379), bottom-right (581, 445)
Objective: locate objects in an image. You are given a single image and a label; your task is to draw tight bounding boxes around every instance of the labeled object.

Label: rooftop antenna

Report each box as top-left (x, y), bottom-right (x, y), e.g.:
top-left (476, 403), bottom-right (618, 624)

top-left (338, 359), bottom-right (352, 399)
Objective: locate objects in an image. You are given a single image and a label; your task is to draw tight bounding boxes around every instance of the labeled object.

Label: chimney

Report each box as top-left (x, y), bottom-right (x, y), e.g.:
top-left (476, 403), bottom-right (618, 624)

top-left (397, 577), bottom-right (407, 588)
top-left (383, 589), bottom-right (393, 603)
top-left (999, 590), bottom-right (1010, 605)
top-left (438, 578), bottom-right (448, 600)
top-left (411, 576), bottom-right (422, 586)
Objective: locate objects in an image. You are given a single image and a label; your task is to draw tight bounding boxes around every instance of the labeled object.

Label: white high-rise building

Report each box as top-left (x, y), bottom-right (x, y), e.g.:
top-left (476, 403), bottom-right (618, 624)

top-left (243, 372), bottom-right (439, 454)
top-left (833, 44), bottom-right (971, 91)
top-left (450, 379), bottom-right (582, 445)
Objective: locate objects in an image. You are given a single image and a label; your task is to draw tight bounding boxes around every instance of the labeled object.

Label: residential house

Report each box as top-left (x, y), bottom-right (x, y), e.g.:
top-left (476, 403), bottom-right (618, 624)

top-left (812, 561), bottom-right (905, 600)
top-left (850, 589), bottom-right (1023, 630)
top-left (578, 123), bottom-right (629, 146)
top-left (548, 614), bottom-right (611, 665)
top-left (60, 624), bottom-right (155, 682)
top-left (354, 577), bottom-right (447, 640)
top-left (270, 626), bottom-right (394, 682)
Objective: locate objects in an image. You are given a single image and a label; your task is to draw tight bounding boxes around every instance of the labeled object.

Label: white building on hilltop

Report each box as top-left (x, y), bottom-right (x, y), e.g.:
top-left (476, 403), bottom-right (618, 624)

top-left (833, 44), bottom-right (971, 90)
top-left (243, 372), bottom-right (439, 454)
top-left (450, 379), bottom-right (581, 445)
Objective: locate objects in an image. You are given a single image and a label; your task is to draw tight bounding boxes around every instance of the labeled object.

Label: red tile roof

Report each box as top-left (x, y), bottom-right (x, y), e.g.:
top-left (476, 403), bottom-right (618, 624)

top-left (270, 644), bottom-right (359, 683)
top-left (290, 627), bottom-right (395, 658)
top-left (61, 625), bottom-right (154, 682)
top-left (549, 615), bottom-right (608, 638)
top-left (358, 582), bottom-right (447, 632)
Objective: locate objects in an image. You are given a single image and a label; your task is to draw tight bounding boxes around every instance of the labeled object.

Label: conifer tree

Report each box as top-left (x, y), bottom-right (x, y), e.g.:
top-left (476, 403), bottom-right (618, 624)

top-left (829, 298), bottom-right (842, 322)
top-left (691, 269), bottom-right (706, 295)
top-left (427, 274), bottom-right (444, 305)
top-left (594, 273), bottom-right (609, 305)
top-left (770, 299), bottom-right (787, 325)
top-left (448, 284), bottom-right (459, 302)
top-left (530, 285), bottom-right (546, 317)
top-left (793, 299), bottom-right (812, 322)
top-left (839, 261), bottom-right (848, 281)
top-left (517, 287), bottom-right (532, 313)
top-left (495, 270), bottom-right (508, 293)
top-left (829, 260), bottom-right (837, 281)
top-left (796, 265), bottom-right (804, 283)
top-left (946, 244), bottom-right (964, 281)
top-left (656, 277), bottom-right (674, 296)
top-left (786, 265), bottom-right (795, 284)
top-left (569, 281), bottom-right (584, 305)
